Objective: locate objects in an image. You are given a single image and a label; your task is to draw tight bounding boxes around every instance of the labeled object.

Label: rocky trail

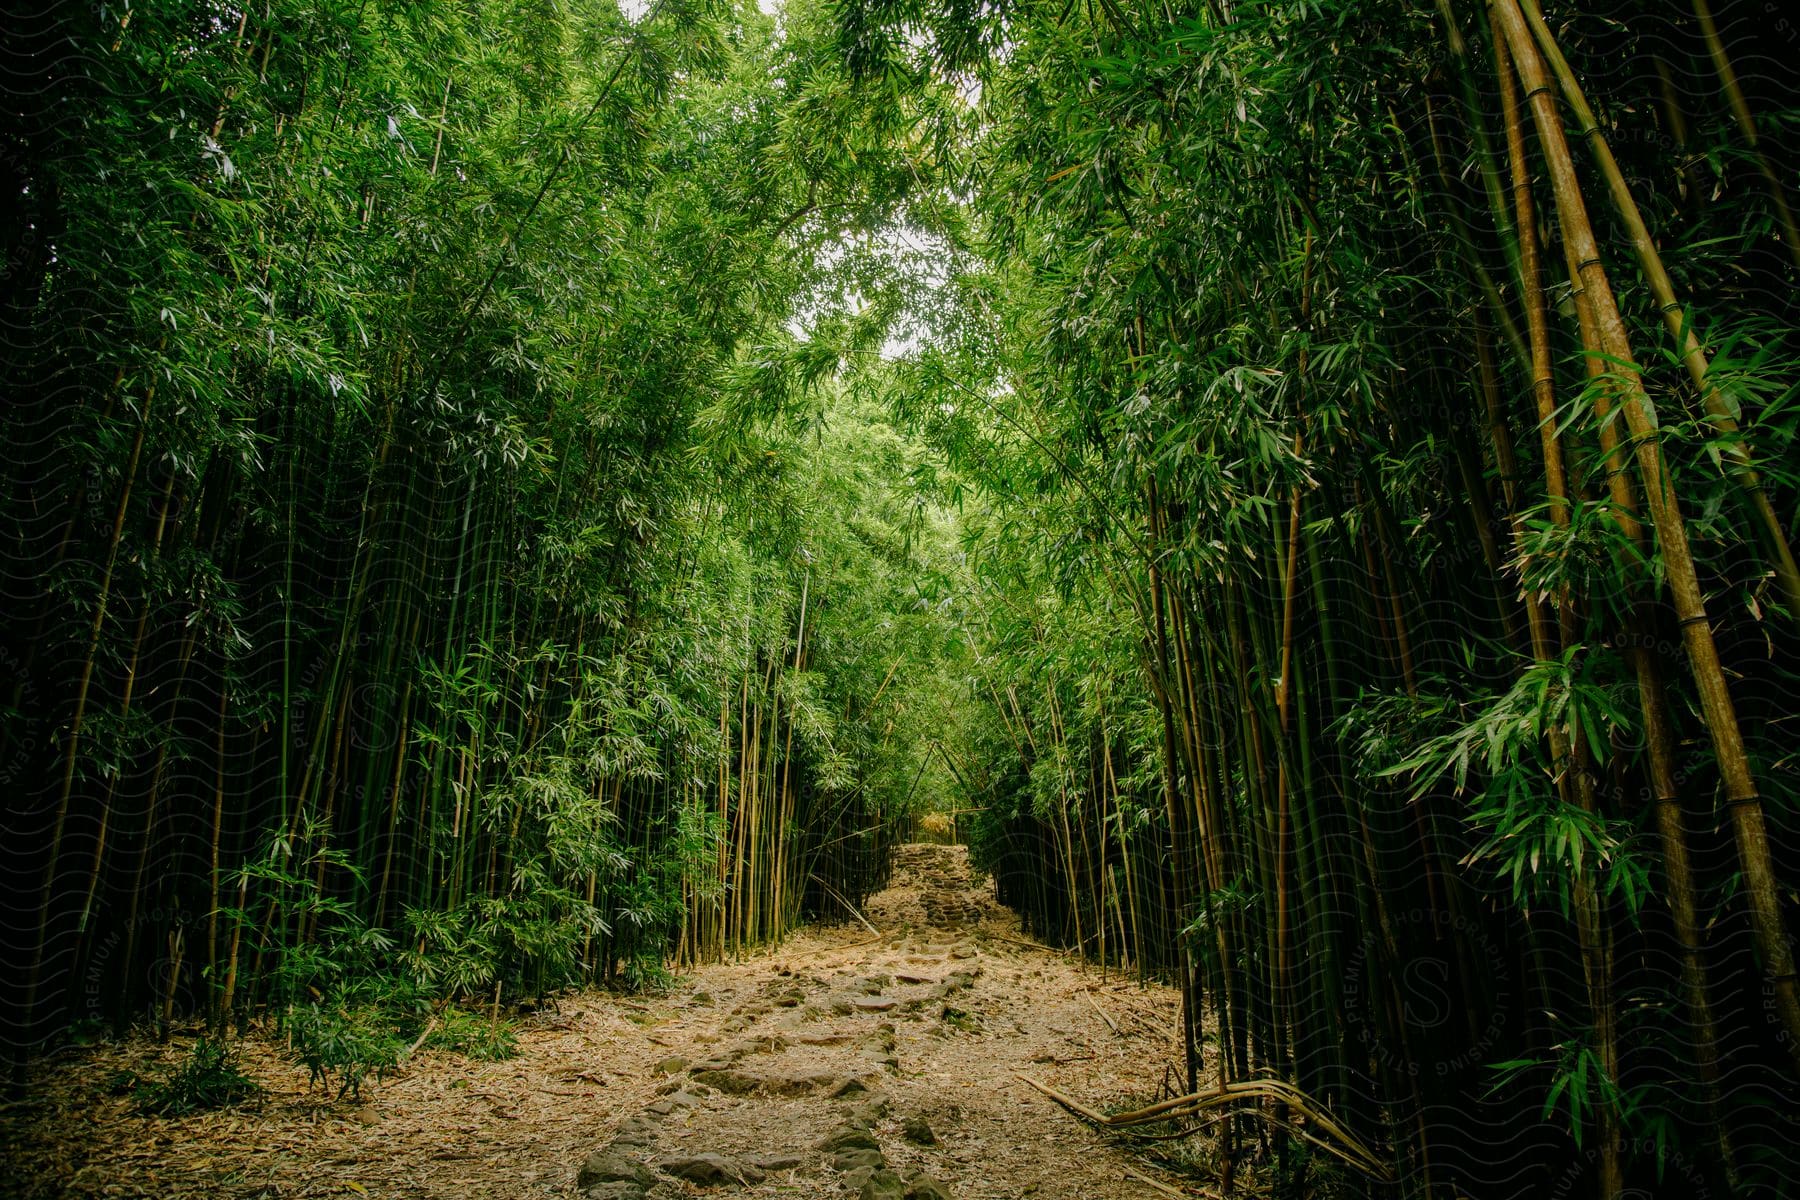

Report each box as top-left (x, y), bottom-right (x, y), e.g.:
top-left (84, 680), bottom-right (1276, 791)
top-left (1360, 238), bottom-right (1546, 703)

top-left (3, 845), bottom-right (1192, 1200)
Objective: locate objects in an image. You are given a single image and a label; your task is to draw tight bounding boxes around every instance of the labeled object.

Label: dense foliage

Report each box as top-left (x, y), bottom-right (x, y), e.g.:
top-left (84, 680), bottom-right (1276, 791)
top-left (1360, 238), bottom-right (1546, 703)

top-left (869, 0), bottom-right (1800, 1194)
top-left (7, 0), bottom-right (1800, 1195)
top-left (1, 0), bottom-right (965, 1072)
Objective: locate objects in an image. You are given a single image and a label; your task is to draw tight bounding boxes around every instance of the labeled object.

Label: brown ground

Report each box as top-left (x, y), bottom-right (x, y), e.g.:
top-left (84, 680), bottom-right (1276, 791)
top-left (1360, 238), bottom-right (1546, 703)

top-left (1, 845), bottom-right (1200, 1200)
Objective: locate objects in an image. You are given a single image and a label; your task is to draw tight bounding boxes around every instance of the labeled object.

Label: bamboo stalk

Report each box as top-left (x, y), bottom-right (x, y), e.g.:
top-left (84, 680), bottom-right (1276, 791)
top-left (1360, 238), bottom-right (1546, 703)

top-left (1517, 0), bottom-right (1800, 618)
top-left (1491, 0), bottom-right (1800, 1069)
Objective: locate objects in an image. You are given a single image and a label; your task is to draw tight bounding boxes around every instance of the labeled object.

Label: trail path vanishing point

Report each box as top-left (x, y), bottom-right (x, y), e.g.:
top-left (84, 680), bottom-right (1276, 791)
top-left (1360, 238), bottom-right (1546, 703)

top-left (3, 844), bottom-right (1191, 1200)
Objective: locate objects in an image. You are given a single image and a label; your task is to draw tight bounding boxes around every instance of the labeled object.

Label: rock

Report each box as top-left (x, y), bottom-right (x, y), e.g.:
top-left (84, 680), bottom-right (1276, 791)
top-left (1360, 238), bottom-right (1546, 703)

top-left (610, 1126), bottom-right (661, 1153)
top-left (831, 1075), bottom-right (874, 1099)
top-left (690, 991), bottom-right (715, 1006)
top-left (818, 1127), bottom-right (882, 1154)
top-left (831, 999), bottom-right (856, 1016)
top-left (904, 1174), bottom-right (955, 1200)
top-left (658, 1153), bottom-right (764, 1187)
top-left (578, 1151), bottom-right (653, 1190)
top-left (690, 1067), bottom-right (833, 1098)
top-left (855, 975), bottom-right (891, 994)
top-left (846, 1096), bottom-right (891, 1127)
top-left (643, 1089), bottom-right (700, 1113)
top-left (747, 1152), bottom-right (807, 1172)
top-left (767, 1070), bottom-right (838, 1097)
top-left (859, 1169), bottom-right (907, 1200)
top-left (939, 1007), bottom-right (979, 1032)
top-left (582, 1184), bottom-right (645, 1200)
top-left (835, 1147), bottom-right (887, 1172)
top-left (902, 1116), bottom-right (937, 1146)
top-left (653, 1056), bottom-right (689, 1075)
top-left (896, 972), bottom-right (934, 985)
top-left (852, 997), bottom-right (898, 1012)
top-left (689, 1069), bottom-right (761, 1096)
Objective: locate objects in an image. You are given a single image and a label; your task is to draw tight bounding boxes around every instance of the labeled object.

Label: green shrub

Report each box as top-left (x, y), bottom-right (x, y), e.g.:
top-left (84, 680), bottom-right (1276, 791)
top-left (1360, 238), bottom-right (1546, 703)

top-left (288, 1003), bottom-right (404, 1100)
top-left (428, 1006), bottom-right (520, 1061)
top-left (131, 1038), bottom-right (262, 1116)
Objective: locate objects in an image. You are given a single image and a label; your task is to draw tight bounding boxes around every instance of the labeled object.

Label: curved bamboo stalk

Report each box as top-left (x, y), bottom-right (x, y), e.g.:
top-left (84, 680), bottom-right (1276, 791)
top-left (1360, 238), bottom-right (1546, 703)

top-left (1016, 1073), bottom-right (1391, 1180)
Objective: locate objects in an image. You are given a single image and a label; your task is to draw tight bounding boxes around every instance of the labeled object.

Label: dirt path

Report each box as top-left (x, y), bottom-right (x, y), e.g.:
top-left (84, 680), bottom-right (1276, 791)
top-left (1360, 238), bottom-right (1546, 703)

top-left (3, 845), bottom-right (1192, 1200)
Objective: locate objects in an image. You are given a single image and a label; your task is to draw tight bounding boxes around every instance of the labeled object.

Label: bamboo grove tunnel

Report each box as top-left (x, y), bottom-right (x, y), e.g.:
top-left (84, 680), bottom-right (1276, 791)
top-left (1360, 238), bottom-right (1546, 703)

top-left (5, 0), bottom-right (1800, 1195)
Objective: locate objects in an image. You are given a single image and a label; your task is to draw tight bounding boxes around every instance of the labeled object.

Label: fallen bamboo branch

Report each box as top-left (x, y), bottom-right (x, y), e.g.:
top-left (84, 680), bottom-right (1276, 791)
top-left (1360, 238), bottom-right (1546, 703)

top-left (788, 933), bottom-right (885, 959)
top-left (1016, 1074), bottom-right (1390, 1180)
top-left (398, 1016), bottom-right (439, 1063)
top-left (808, 874), bottom-right (881, 937)
top-left (1123, 1166), bottom-right (1196, 1198)
top-left (1082, 989), bottom-right (1120, 1036)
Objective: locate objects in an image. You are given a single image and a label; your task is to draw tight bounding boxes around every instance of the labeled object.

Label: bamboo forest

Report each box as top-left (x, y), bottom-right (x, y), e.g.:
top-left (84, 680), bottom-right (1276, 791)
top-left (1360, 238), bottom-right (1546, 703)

top-left (4, 0), bottom-right (1800, 1195)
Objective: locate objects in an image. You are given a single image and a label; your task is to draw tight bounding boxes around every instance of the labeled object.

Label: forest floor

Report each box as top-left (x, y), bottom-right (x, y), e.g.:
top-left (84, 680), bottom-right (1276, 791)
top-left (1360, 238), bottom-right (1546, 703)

top-left (2, 845), bottom-right (1204, 1200)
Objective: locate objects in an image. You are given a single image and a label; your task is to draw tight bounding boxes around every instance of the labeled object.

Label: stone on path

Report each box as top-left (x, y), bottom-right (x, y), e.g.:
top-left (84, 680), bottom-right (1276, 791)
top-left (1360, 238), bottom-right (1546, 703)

top-left (819, 1122), bottom-right (886, 1172)
top-left (852, 996), bottom-right (898, 1012)
top-left (845, 1096), bottom-right (891, 1127)
top-left (581, 1184), bottom-right (645, 1200)
top-left (658, 1152), bottom-right (765, 1187)
top-left (902, 1115), bottom-right (937, 1145)
top-left (578, 1150), bottom-right (653, 1190)
top-left (689, 1068), bottom-right (761, 1095)
top-left (687, 1066), bottom-right (835, 1097)
top-left (835, 1146), bottom-right (887, 1171)
top-left (609, 1115), bottom-right (662, 1152)
top-left (903, 1173), bottom-right (955, 1200)
top-left (818, 1126), bottom-right (882, 1154)
top-left (859, 1169), bottom-right (907, 1200)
